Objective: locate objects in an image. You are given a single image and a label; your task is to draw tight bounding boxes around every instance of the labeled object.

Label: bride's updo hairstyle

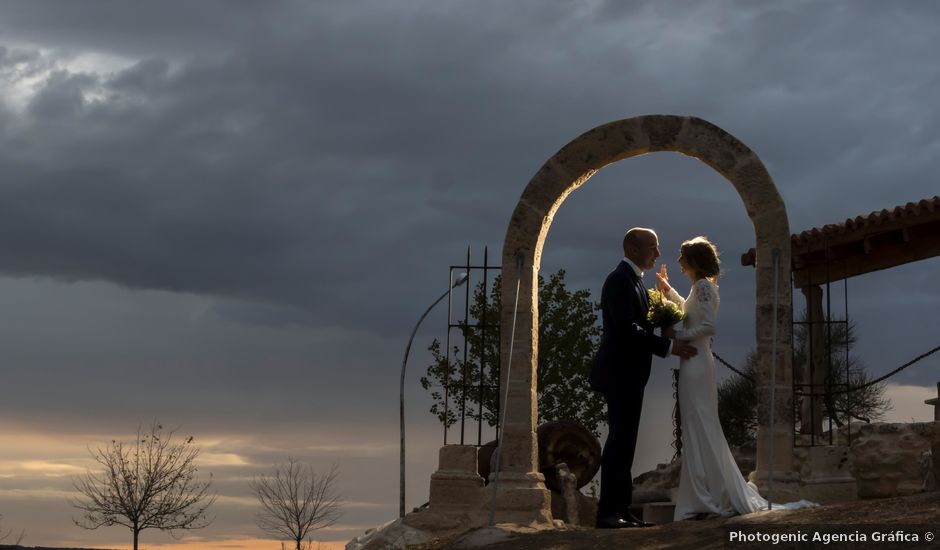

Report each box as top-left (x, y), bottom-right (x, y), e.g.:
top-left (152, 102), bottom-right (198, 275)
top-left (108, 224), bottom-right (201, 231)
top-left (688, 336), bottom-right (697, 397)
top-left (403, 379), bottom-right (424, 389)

top-left (680, 236), bottom-right (721, 282)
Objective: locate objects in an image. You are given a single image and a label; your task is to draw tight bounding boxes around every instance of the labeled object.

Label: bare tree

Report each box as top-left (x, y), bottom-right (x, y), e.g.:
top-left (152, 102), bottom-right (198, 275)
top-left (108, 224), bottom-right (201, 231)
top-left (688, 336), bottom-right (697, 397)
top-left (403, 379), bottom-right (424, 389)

top-left (250, 459), bottom-right (342, 550)
top-left (69, 422), bottom-right (216, 550)
top-left (0, 514), bottom-right (25, 546)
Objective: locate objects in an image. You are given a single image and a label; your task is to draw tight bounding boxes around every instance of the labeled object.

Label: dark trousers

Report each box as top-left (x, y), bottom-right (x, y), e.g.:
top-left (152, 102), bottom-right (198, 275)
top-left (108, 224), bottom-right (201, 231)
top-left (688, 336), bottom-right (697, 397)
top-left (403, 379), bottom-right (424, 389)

top-left (597, 386), bottom-right (644, 518)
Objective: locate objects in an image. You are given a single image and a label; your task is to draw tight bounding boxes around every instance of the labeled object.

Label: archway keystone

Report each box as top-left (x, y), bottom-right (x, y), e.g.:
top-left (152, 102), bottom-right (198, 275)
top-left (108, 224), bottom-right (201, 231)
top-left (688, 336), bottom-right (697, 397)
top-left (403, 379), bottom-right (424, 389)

top-left (494, 115), bottom-right (797, 524)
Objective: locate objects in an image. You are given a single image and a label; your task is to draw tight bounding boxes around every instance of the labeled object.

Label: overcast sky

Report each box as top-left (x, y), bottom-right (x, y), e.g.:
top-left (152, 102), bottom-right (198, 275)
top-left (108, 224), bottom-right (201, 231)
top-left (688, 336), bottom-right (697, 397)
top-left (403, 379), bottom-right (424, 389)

top-left (1, 1), bottom-right (939, 548)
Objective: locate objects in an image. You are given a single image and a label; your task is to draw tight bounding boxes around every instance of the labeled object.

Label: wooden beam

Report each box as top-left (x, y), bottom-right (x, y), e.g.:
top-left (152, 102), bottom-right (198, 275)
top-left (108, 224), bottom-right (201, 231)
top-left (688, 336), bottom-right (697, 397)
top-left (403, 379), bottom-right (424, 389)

top-left (792, 220), bottom-right (940, 287)
top-left (742, 217), bottom-right (940, 286)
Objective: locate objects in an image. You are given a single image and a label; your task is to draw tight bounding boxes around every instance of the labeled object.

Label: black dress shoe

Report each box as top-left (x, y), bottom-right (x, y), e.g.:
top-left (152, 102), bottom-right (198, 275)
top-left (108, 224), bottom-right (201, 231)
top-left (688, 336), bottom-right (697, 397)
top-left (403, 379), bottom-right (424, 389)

top-left (622, 512), bottom-right (654, 527)
top-left (595, 515), bottom-right (633, 529)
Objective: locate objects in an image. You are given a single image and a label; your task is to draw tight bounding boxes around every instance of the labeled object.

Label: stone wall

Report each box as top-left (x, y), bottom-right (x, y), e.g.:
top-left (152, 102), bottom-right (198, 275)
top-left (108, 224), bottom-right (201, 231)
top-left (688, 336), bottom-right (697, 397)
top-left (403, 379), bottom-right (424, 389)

top-left (792, 444), bottom-right (857, 503)
top-left (850, 421), bottom-right (939, 498)
top-left (632, 423), bottom-right (940, 505)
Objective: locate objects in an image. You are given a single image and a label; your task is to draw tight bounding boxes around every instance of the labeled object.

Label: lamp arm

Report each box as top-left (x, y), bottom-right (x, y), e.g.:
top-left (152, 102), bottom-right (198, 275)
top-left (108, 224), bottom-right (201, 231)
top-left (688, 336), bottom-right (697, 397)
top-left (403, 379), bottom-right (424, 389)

top-left (399, 287), bottom-right (450, 517)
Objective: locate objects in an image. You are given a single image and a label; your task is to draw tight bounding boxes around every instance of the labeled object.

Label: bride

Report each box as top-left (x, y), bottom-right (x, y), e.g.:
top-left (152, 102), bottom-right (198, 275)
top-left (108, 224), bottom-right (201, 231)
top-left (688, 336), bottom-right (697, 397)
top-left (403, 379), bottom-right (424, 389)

top-left (656, 236), bottom-right (769, 520)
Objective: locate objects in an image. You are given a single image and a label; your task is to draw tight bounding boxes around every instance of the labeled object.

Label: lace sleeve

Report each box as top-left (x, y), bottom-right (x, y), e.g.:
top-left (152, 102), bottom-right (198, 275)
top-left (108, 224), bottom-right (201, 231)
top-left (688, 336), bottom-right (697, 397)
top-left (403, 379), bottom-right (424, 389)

top-left (695, 279), bottom-right (715, 303)
top-left (675, 280), bottom-right (719, 340)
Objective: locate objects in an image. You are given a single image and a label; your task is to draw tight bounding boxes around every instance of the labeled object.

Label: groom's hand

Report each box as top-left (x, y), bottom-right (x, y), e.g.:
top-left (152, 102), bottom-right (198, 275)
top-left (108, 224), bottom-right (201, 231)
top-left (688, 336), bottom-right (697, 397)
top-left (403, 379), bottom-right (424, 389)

top-left (670, 340), bottom-right (698, 359)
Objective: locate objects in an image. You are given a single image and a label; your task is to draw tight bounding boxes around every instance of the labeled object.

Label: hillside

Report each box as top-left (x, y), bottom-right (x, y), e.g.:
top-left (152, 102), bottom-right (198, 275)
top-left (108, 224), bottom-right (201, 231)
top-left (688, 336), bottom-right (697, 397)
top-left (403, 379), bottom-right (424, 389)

top-left (429, 491), bottom-right (940, 549)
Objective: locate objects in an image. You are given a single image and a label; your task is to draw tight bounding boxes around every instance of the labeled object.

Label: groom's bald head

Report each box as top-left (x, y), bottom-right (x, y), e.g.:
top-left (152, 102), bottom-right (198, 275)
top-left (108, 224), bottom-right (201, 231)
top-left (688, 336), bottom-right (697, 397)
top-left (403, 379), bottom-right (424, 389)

top-left (623, 227), bottom-right (660, 270)
top-left (623, 227), bottom-right (657, 253)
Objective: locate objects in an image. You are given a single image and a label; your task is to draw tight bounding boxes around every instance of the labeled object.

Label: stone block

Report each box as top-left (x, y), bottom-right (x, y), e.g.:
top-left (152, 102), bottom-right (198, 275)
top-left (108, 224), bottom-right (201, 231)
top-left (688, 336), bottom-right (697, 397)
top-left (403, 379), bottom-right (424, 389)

top-left (489, 489), bottom-right (553, 525)
top-left (643, 501), bottom-right (677, 525)
top-left (850, 421), bottom-right (940, 498)
top-left (438, 444), bottom-right (480, 473)
top-left (519, 158), bottom-right (585, 216)
top-left (493, 425), bottom-right (538, 475)
top-left (754, 305), bottom-right (792, 346)
top-left (674, 117), bottom-right (747, 177)
top-left (642, 115), bottom-right (684, 151)
top-left (429, 445), bottom-right (485, 511)
top-left (755, 388), bottom-right (795, 427)
top-left (794, 445), bottom-right (857, 503)
top-left (555, 117), bottom-right (651, 167)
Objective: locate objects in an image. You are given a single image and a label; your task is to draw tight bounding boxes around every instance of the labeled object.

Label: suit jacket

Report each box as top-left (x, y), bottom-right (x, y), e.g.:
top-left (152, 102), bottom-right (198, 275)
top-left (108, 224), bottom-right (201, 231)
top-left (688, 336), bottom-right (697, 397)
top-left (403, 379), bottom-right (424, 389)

top-left (589, 260), bottom-right (671, 392)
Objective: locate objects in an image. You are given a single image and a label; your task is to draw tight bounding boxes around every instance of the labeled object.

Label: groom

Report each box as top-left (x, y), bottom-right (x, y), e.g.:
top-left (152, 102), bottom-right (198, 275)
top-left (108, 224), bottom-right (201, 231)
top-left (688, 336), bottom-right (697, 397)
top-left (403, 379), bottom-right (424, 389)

top-left (588, 227), bottom-right (697, 529)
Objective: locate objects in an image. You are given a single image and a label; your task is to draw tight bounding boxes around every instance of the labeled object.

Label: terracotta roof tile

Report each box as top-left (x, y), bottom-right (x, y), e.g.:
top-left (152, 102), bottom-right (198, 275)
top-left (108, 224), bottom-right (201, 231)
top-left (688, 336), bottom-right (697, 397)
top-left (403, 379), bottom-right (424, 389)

top-left (793, 195), bottom-right (940, 247)
top-left (741, 195), bottom-right (940, 266)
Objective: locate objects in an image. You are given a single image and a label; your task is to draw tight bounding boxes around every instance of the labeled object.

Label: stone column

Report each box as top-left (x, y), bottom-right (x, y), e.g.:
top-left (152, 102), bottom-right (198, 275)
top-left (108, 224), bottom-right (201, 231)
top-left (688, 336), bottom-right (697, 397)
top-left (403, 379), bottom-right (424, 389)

top-left (800, 285), bottom-right (827, 437)
top-left (489, 216), bottom-right (552, 526)
top-left (925, 381), bottom-right (940, 421)
top-left (749, 238), bottom-right (801, 502)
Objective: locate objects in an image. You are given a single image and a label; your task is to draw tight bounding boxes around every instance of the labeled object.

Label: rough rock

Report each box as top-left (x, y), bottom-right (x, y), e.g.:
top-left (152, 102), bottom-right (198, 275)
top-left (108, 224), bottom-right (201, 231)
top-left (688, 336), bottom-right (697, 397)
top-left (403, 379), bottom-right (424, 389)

top-left (450, 524), bottom-right (545, 549)
top-left (549, 487), bottom-right (597, 527)
top-left (850, 421), bottom-right (940, 498)
top-left (632, 460), bottom-right (680, 504)
top-left (345, 518), bottom-right (438, 550)
top-left (631, 445), bottom-right (755, 504)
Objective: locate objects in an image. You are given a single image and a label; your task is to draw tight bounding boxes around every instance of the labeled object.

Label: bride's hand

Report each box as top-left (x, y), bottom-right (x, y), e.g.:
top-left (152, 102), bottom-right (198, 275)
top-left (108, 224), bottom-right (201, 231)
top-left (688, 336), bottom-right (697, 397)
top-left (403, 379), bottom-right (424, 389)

top-left (656, 264), bottom-right (671, 293)
top-left (661, 325), bottom-right (675, 338)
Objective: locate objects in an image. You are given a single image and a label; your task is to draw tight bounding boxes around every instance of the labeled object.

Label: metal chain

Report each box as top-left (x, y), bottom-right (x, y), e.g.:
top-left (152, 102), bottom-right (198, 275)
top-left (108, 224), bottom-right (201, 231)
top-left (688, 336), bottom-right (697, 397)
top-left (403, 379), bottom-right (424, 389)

top-left (712, 344), bottom-right (940, 394)
top-left (828, 343), bottom-right (940, 395)
top-left (712, 352), bottom-right (755, 381)
top-left (671, 368), bottom-right (682, 461)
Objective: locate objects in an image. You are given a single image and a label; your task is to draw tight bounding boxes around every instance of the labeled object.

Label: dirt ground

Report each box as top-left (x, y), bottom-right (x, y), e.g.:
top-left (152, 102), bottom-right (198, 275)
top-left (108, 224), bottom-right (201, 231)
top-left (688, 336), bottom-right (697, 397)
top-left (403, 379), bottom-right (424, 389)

top-left (426, 491), bottom-right (940, 550)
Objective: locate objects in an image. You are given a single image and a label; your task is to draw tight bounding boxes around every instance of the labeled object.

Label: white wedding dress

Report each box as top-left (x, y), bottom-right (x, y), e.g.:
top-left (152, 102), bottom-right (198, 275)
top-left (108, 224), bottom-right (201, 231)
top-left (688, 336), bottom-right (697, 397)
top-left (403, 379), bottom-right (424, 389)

top-left (665, 279), bottom-right (770, 520)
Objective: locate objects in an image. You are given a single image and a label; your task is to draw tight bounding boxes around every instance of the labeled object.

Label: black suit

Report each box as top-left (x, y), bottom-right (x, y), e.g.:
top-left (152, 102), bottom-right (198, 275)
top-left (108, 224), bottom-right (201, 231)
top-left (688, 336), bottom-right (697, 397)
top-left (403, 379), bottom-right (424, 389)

top-left (588, 260), bottom-right (671, 519)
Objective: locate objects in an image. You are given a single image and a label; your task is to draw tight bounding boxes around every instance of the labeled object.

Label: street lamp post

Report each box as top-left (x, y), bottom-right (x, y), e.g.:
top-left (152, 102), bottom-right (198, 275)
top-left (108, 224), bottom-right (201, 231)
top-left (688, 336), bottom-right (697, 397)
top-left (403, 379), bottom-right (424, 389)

top-left (400, 272), bottom-right (468, 518)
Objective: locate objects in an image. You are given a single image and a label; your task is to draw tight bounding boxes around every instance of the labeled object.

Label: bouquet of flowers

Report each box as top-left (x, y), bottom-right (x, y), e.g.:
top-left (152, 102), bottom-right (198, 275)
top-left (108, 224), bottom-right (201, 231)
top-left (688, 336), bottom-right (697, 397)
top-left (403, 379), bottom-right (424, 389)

top-left (647, 289), bottom-right (684, 328)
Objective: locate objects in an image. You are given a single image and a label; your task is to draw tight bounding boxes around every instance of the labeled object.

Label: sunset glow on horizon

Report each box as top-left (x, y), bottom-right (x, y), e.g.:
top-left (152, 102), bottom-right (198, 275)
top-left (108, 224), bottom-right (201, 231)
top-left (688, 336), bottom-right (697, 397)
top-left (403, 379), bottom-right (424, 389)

top-left (0, 420), bottom-right (399, 549)
top-left (39, 537), bottom-right (347, 550)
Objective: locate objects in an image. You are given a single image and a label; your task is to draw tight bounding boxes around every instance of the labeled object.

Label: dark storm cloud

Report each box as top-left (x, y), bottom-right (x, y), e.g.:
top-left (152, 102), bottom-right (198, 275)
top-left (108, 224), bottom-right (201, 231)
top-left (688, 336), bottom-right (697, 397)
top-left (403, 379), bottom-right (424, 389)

top-left (0, 0), bottom-right (938, 379)
top-left (0, 1), bottom-right (563, 331)
top-left (0, 0), bottom-right (282, 59)
top-left (0, 0), bottom-right (937, 379)
top-left (27, 70), bottom-right (99, 118)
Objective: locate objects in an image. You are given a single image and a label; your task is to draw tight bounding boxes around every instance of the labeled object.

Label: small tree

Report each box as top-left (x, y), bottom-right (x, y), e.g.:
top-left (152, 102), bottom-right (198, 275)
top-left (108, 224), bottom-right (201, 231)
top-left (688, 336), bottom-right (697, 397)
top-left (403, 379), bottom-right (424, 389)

top-left (70, 423), bottom-right (216, 550)
top-left (0, 514), bottom-right (25, 546)
top-left (793, 314), bottom-right (891, 428)
top-left (717, 312), bottom-right (891, 445)
top-left (421, 269), bottom-right (606, 436)
top-left (250, 459), bottom-right (342, 550)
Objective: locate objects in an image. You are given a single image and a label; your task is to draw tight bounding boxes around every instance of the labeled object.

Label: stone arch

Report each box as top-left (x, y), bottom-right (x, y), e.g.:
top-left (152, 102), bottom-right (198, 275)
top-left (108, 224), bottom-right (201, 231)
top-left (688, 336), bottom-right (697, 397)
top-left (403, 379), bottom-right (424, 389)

top-left (494, 115), bottom-right (796, 523)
